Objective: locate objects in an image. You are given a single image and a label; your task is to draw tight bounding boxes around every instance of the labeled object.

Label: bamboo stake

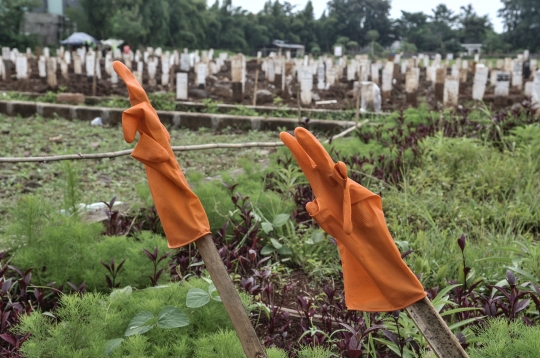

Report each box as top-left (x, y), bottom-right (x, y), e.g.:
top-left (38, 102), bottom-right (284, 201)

top-left (355, 80), bottom-right (361, 127)
top-left (253, 55), bottom-right (260, 107)
top-left (296, 86), bottom-right (301, 122)
top-left (196, 235), bottom-right (267, 358)
top-left (406, 297), bottom-right (469, 358)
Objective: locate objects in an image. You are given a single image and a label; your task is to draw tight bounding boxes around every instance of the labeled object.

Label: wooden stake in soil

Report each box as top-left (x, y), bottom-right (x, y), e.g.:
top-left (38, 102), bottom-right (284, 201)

top-left (355, 80), bottom-right (361, 126)
top-left (434, 68), bottom-right (446, 103)
top-left (196, 235), bottom-right (267, 358)
top-left (406, 297), bottom-right (469, 358)
top-left (253, 52), bottom-right (261, 106)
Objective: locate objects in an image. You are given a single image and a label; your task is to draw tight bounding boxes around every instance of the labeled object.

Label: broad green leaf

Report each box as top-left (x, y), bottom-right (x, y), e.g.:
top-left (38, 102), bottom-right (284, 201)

top-left (186, 288), bottom-right (210, 308)
top-left (311, 230), bottom-right (324, 244)
top-left (272, 214), bottom-right (290, 227)
top-left (261, 245), bottom-right (276, 255)
top-left (110, 286), bottom-right (132, 299)
top-left (277, 245), bottom-right (292, 256)
top-left (270, 238), bottom-right (282, 249)
top-left (208, 283), bottom-right (222, 302)
top-left (157, 306), bottom-right (189, 329)
top-left (261, 222), bottom-right (273, 233)
top-left (124, 311), bottom-right (155, 336)
top-left (104, 338), bottom-right (124, 355)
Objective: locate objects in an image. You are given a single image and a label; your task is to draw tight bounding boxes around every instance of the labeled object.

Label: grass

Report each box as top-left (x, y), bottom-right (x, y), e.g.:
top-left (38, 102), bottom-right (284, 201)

top-left (0, 114), bottom-right (280, 226)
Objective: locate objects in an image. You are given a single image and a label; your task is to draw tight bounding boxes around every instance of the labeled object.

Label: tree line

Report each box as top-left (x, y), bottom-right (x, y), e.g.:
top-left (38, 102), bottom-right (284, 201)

top-left (1, 0), bottom-right (538, 54)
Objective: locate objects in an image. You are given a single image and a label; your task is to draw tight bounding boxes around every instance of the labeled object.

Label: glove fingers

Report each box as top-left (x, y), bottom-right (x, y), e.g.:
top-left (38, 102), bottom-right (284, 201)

top-left (280, 131), bottom-right (316, 178)
top-left (131, 132), bottom-right (170, 164)
top-left (294, 128), bottom-right (335, 173)
top-left (122, 110), bottom-right (139, 143)
top-left (113, 61), bottom-right (150, 106)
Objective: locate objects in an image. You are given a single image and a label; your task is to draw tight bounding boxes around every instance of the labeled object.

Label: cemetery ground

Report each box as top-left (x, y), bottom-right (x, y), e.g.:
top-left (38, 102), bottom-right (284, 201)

top-left (1, 103), bottom-right (540, 357)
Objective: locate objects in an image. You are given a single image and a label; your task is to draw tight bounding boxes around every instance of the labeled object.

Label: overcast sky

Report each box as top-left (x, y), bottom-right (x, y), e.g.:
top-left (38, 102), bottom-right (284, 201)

top-left (231, 0), bottom-right (505, 33)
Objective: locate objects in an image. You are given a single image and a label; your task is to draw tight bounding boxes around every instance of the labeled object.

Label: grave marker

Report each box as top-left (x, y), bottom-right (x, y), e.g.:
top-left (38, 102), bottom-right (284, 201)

top-left (148, 57), bottom-right (158, 86)
top-left (495, 72), bottom-right (510, 106)
top-left (361, 81), bottom-right (381, 112)
top-left (46, 57), bottom-right (57, 87)
top-left (371, 63), bottom-right (379, 85)
top-left (532, 70), bottom-right (540, 106)
top-left (443, 76), bottom-right (459, 107)
top-left (61, 60), bottom-right (68, 80)
top-left (315, 62), bottom-right (324, 90)
top-left (512, 60), bottom-right (523, 89)
top-left (524, 81), bottom-right (533, 97)
top-left (176, 72), bottom-right (188, 100)
top-left (472, 65), bottom-right (488, 100)
top-left (161, 54), bottom-right (170, 86)
top-left (38, 56), bottom-right (46, 78)
top-left (405, 68), bottom-right (419, 107)
top-left (435, 68), bottom-right (446, 102)
top-left (15, 56), bottom-right (28, 79)
top-left (298, 66), bottom-right (313, 105)
top-left (381, 61), bottom-right (393, 100)
top-left (196, 62), bottom-right (207, 88)
top-left (74, 55), bottom-right (82, 75)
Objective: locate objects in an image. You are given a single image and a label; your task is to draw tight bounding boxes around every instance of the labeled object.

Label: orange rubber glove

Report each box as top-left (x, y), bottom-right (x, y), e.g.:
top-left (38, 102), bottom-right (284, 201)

top-left (280, 128), bottom-right (426, 311)
top-left (113, 61), bottom-right (211, 248)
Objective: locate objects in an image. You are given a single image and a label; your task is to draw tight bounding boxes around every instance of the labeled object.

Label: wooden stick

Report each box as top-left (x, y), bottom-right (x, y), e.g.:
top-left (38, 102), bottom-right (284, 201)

top-left (355, 81), bottom-right (361, 127)
top-left (0, 142), bottom-right (286, 163)
top-left (296, 86), bottom-right (301, 122)
top-left (405, 297), bottom-right (469, 358)
top-left (253, 57), bottom-right (260, 107)
top-left (196, 235), bottom-right (267, 358)
top-left (0, 121), bottom-right (371, 164)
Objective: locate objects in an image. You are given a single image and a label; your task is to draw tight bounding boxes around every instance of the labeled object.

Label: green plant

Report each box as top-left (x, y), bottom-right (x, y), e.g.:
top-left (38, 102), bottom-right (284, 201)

top-left (36, 91), bottom-right (58, 103)
top-left (61, 161), bottom-right (81, 216)
top-left (201, 98), bottom-right (221, 114)
top-left (148, 92), bottom-right (176, 111)
top-left (16, 279), bottom-right (249, 358)
top-left (468, 318), bottom-right (540, 357)
top-left (10, 211), bottom-right (169, 291)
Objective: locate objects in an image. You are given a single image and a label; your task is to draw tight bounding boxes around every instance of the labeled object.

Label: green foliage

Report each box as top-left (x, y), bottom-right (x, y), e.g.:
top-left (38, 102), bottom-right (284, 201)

top-left (296, 345), bottom-right (337, 358)
top-left (0, 0), bottom-right (40, 49)
top-left (61, 161), bottom-right (82, 215)
top-left (148, 92), bottom-right (176, 111)
top-left (9, 205), bottom-right (169, 291)
top-left (35, 91), bottom-right (58, 104)
top-left (468, 318), bottom-right (540, 357)
top-left (97, 97), bottom-right (131, 109)
top-left (16, 279), bottom-right (255, 358)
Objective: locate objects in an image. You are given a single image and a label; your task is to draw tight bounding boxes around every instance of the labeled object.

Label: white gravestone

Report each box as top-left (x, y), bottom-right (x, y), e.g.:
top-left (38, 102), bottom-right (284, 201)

top-left (176, 72), bottom-right (188, 100)
top-left (361, 82), bottom-right (382, 112)
top-left (298, 66), bottom-right (313, 105)
top-left (532, 71), bottom-right (540, 106)
top-left (16, 56), bottom-right (28, 79)
top-left (38, 56), bottom-right (46, 77)
top-left (196, 63), bottom-right (207, 87)
top-left (472, 65), bottom-right (488, 100)
top-left (444, 76), bottom-right (459, 107)
top-left (495, 72), bottom-right (510, 97)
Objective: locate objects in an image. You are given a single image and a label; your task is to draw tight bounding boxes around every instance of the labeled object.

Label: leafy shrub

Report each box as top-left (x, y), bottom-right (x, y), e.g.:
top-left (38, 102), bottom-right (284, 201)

top-left (468, 318), bottom-right (540, 357)
top-left (17, 279), bottom-right (255, 358)
top-left (148, 92), bottom-right (176, 111)
top-left (10, 211), bottom-right (169, 291)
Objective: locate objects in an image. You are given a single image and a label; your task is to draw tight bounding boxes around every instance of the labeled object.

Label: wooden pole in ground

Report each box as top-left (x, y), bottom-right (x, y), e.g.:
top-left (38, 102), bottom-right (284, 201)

top-left (406, 297), bottom-right (469, 358)
top-left (355, 81), bottom-right (361, 127)
top-left (253, 55), bottom-right (260, 106)
top-left (92, 46), bottom-right (100, 97)
top-left (296, 86), bottom-right (301, 122)
top-left (196, 235), bottom-right (267, 358)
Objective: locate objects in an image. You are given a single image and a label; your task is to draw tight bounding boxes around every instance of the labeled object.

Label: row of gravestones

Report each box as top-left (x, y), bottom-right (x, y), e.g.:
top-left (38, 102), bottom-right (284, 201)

top-left (1, 45), bottom-right (539, 110)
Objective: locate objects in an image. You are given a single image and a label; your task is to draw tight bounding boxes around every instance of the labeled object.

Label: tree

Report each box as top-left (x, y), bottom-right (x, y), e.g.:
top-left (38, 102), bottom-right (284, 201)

top-left (499, 0), bottom-right (540, 51)
top-left (0, 0), bottom-right (41, 48)
top-left (458, 4), bottom-right (492, 44)
top-left (428, 4), bottom-right (460, 55)
top-left (327, 0), bottom-right (394, 48)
